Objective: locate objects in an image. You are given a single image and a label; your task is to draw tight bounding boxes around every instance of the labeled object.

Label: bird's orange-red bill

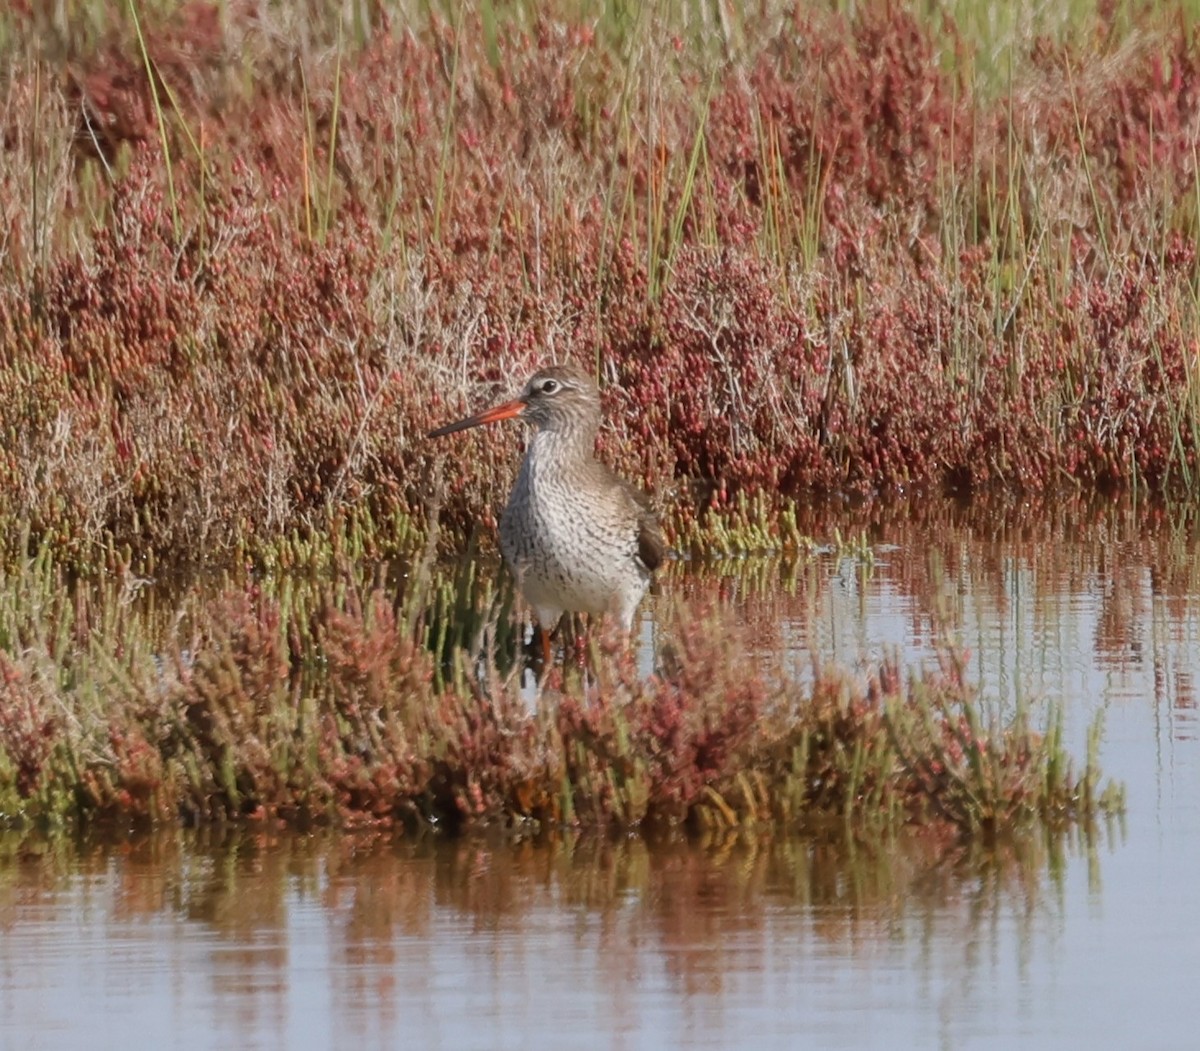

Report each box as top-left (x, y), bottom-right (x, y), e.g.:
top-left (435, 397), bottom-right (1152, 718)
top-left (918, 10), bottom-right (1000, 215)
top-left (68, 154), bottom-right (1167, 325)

top-left (427, 399), bottom-right (526, 438)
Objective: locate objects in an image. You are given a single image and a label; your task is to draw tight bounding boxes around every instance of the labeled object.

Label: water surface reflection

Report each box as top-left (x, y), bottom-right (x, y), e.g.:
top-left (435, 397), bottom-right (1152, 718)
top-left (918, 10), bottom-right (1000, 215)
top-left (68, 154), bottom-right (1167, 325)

top-left (0, 826), bottom-right (1093, 1050)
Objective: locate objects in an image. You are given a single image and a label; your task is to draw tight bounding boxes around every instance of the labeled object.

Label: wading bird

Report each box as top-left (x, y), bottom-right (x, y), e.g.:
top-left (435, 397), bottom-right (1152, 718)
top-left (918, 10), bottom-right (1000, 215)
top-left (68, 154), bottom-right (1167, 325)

top-left (428, 364), bottom-right (665, 665)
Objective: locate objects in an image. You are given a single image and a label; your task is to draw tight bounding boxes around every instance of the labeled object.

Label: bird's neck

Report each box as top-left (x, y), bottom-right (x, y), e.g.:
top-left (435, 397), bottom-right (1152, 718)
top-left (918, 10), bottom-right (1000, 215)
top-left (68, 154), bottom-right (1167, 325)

top-left (523, 427), bottom-right (594, 479)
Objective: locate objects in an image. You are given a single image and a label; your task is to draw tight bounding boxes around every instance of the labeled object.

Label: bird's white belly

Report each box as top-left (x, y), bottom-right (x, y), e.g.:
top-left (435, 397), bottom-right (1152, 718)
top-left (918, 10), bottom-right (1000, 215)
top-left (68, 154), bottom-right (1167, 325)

top-left (514, 546), bottom-right (640, 616)
top-left (499, 480), bottom-right (647, 625)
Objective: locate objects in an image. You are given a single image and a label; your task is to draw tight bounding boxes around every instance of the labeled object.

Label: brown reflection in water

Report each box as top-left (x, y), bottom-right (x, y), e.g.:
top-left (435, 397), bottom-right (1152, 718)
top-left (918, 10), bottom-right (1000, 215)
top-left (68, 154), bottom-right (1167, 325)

top-left (671, 499), bottom-right (1200, 735)
top-left (0, 824), bottom-right (1077, 1039)
top-left (133, 830), bottom-right (302, 1036)
top-left (1171, 672), bottom-right (1197, 741)
top-left (320, 832), bottom-right (428, 1036)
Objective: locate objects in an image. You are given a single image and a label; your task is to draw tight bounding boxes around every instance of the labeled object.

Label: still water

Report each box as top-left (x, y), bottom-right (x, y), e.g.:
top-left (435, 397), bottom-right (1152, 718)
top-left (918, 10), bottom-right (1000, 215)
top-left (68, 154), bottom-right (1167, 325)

top-left (1, 503), bottom-right (1198, 1050)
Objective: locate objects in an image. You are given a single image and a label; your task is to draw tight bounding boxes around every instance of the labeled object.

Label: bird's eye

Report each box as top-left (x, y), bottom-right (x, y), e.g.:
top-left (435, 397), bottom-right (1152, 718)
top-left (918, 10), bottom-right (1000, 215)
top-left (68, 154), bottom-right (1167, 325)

top-left (539, 379), bottom-right (560, 394)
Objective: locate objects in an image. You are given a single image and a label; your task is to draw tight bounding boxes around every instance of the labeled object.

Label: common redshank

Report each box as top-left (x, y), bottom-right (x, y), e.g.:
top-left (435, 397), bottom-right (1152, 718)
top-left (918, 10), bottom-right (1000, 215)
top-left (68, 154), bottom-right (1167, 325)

top-left (428, 364), bottom-right (665, 663)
